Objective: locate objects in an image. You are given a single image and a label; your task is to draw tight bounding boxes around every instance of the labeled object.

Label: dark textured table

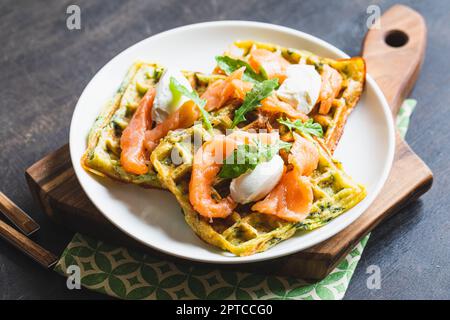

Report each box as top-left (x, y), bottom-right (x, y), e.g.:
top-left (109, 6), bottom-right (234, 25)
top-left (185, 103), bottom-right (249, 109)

top-left (0, 0), bottom-right (449, 300)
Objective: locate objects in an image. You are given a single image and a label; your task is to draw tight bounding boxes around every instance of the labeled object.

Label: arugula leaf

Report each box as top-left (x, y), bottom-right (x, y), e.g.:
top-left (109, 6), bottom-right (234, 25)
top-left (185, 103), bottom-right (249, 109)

top-left (277, 118), bottom-right (324, 138)
top-left (231, 79), bottom-right (279, 128)
top-left (254, 138), bottom-right (291, 160)
top-left (218, 144), bottom-right (258, 179)
top-left (218, 139), bottom-right (291, 179)
top-left (273, 140), bottom-right (292, 152)
top-left (215, 56), bottom-right (266, 83)
top-left (169, 77), bottom-right (213, 131)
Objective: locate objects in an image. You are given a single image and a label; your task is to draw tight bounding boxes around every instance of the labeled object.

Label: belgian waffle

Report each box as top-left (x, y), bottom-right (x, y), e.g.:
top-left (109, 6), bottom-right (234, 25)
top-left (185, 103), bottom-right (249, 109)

top-left (151, 123), bottom-right (366, 256)
top-left (226, 40), bottom-right (366, 153)
top-left (81, 62), bottom-right (225, 188)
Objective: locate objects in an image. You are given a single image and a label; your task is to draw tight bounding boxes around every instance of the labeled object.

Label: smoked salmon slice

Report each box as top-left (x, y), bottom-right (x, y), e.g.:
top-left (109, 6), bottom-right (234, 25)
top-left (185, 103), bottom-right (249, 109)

top-left (120, 87), bottom-right (156, 175)
top-left (189, 136), bottom-right (238, 219)
top-left (318, 64), bottom-right (343, 114)
top-left (248, 48), bottom-right (290, 82)
top-left (251, 133), bottom-right (319, 222)
top-left (251, 170), bottom-right (314, 222)
top-left (230, 79), bottom-right (254, 100)
top-left (202, 67), bottom-right (246, 111)
top-left (288, 133), bottom-right (319, 176)
top-left (260, 95), bottom-right (309, 121)
top-left (144, 100), bottom-right (200, 152)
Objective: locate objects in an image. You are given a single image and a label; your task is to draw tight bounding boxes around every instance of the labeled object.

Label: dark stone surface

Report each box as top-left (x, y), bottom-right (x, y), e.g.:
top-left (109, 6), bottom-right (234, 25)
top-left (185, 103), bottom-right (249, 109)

top-left (0, 0), bottom-right (448, 299)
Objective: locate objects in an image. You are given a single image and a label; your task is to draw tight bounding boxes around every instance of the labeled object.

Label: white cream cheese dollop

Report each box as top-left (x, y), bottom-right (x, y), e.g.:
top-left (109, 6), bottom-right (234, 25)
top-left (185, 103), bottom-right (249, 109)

top-left (230, 154), bottom-right (284, 204)
top-left (276, 64), bottom-right (322, 114)
top-left (152, 68), bottom-right (193, 124)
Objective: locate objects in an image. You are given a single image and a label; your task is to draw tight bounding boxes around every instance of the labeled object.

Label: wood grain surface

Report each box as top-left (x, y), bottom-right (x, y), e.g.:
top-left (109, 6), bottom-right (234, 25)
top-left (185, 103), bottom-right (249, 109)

top-left (0, 192), bottom-right (40, 235)
top-left (363, 5), bottom-right (427, 114)
top-left (1, 0), bottom-right (449, 299)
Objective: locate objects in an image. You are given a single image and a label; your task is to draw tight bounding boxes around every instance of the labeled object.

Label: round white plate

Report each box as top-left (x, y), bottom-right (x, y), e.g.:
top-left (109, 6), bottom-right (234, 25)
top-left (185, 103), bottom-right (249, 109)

top-left (70, 21), bottom-right (395, 264)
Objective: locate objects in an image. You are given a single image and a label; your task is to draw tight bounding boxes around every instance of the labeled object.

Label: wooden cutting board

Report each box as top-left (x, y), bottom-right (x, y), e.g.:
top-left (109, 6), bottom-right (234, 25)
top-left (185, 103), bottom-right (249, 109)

top-left (25, 5), bottom-right (432, 280)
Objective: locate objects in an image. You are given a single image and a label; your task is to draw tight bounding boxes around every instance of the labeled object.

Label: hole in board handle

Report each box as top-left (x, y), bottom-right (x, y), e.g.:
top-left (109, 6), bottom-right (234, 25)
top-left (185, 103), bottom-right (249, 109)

top-left (385, 30), bottom-right (409, 47)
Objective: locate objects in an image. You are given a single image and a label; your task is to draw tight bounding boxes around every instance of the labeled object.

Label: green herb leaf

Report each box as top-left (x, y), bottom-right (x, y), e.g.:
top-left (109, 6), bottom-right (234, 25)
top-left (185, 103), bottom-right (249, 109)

top-left (169, 77), bottom-right (213, 131)
top-left (275, 140), bottom-right (293, 152)
top-left (231, 79), bottom-right (279, 128)
top-left (218, 144), bottom-right (258, 179)
top-left (278, 118), bottom-right (324, 138)
top-left (215, 56), bottom-right (266, 83)
top-left (218, 139), bottom-right (291, 179)
top-left (254, 138), bottom-right (292, 161)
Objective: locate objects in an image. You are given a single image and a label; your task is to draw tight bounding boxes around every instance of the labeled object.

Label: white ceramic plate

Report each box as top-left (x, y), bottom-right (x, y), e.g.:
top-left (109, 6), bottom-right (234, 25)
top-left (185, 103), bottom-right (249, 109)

top-left (70, 21), bottom-right (395, 263)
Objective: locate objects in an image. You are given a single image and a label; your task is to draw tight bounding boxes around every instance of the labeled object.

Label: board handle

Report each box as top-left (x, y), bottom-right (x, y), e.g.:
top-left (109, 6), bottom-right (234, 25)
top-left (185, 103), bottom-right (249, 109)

top-left (362, 4), bottom-right (427, 116)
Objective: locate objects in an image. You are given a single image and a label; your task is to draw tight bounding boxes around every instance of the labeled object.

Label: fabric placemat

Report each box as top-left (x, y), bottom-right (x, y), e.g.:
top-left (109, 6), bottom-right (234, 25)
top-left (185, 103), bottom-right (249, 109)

top-left (54, 99), bottom-right (416, 300)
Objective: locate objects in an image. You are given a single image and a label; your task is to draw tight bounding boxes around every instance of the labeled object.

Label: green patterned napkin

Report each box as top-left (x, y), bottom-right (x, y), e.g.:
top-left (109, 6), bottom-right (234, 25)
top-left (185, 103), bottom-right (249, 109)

top-left (396, 99), bottom-right (416, 138)
top-left (55, 100), bottom-right (416, 300)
